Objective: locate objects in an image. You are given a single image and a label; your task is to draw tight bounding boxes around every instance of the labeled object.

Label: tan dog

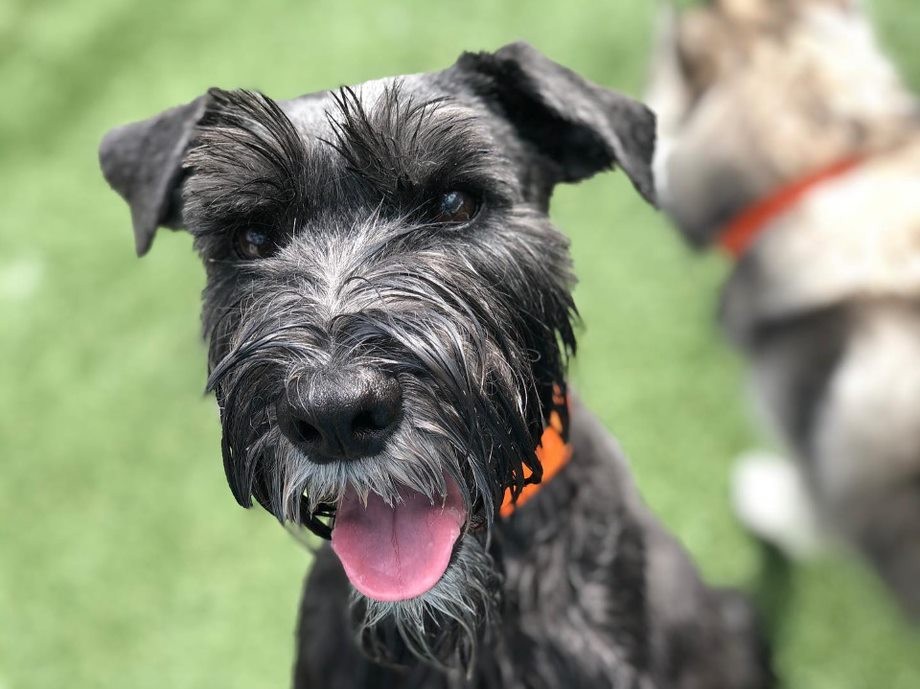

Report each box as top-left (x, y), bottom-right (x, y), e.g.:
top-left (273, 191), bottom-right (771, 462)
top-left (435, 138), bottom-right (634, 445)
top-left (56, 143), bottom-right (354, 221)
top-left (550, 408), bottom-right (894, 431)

top-left (647, 0), bottom-right (920, 619)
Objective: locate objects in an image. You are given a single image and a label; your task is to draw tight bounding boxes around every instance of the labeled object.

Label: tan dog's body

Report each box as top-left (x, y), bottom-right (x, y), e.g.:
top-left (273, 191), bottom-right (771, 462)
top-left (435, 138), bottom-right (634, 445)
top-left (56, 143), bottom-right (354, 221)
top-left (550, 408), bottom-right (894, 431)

top-left (648, 0), bottom-right (920, 618)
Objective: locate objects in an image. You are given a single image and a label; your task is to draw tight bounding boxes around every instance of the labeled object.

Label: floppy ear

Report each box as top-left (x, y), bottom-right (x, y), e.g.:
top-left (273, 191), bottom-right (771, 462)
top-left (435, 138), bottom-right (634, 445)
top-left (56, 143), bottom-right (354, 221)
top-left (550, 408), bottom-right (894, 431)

top-left (455, 41), bottom-right (657, 204)
top-left (99, 95), bottom-right (210, 256)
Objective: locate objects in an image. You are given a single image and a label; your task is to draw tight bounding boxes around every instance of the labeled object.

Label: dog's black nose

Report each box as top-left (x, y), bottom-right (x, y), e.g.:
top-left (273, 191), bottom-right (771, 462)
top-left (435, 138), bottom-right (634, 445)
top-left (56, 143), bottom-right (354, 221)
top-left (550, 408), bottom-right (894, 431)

top-left (279, 367), bottom-right (402, 462)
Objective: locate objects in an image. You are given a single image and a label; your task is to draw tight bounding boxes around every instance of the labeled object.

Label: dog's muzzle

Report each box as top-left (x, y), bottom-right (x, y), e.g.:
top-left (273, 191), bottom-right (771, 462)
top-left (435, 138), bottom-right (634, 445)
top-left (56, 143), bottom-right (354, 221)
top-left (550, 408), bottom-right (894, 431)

top-left (278, 364), bottom-right (467, 603)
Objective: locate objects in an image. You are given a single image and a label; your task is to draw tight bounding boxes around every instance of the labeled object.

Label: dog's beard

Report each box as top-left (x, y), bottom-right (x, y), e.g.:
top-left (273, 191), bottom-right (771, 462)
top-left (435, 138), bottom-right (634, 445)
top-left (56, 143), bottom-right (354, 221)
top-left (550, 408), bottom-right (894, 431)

top-left (216, 376), bottom-right (513, 668)
top-left (211, 348), bottom-right (538, 667)
top-left (257, 397), bottom-right (504, 669)
top-left (352, 533), bottom-right (501, 670)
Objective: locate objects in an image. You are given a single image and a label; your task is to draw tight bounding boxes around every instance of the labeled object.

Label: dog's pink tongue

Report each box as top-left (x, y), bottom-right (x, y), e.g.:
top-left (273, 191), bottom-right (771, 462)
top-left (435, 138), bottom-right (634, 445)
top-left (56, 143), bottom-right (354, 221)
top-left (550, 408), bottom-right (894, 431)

top-left (331, 479), bottom-right (465, 602)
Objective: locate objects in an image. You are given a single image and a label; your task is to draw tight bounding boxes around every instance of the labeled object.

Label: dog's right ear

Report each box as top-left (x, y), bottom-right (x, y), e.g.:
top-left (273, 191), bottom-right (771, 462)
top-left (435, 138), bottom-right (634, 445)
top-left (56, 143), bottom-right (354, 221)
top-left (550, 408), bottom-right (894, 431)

top-left (99, 95), bottom-right (211, 256)
top-left (455, 42), bottom-right (657, 205)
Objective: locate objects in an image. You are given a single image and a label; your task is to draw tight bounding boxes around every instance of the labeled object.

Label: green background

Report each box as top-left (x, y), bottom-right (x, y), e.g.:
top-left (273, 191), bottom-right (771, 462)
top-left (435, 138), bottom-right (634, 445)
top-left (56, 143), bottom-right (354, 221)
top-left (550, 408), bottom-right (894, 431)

top-left (2, 1), bottom-right (919, 687)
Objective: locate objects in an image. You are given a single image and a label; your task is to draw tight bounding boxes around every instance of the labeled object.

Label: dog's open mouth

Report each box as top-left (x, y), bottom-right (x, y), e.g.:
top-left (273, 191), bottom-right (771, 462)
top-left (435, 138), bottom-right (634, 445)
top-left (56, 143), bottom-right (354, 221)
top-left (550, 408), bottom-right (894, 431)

top-left (330, 476), bottom-right (467, 602)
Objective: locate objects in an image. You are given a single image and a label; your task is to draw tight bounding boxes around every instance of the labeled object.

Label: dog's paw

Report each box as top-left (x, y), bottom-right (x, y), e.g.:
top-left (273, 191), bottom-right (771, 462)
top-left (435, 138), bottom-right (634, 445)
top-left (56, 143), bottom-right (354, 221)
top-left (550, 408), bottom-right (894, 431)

top-left (731, 450), bottom-right (826, 559)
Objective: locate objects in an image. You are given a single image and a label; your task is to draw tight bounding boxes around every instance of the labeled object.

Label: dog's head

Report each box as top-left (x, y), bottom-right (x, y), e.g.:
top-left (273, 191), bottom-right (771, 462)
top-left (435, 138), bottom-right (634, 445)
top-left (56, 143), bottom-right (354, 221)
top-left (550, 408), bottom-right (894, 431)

top-left (646, 0), bottom-right (915, 245)
top-left (99, 42), bottom-right (655, 665)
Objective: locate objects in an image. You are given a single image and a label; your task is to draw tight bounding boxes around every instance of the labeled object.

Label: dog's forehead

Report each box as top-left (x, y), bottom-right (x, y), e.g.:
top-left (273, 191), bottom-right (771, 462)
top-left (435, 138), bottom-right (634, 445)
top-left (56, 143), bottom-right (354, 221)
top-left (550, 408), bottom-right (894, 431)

top-left (280, 71), bottom-right (476, 139)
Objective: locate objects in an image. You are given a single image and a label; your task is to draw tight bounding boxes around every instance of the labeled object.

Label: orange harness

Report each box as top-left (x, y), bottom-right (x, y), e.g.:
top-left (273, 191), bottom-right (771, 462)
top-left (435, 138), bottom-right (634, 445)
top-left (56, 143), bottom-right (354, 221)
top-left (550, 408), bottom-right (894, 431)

top-left (718, 157), bottom-right (863, 258)
top-left (500, 406), bottom-right (572, 517)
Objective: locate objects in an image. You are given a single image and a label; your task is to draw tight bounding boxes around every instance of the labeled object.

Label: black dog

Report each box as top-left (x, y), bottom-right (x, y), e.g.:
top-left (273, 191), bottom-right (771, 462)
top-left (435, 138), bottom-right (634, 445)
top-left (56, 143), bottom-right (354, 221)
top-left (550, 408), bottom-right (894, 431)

top-left (100, 42), bottom-right (771, 688)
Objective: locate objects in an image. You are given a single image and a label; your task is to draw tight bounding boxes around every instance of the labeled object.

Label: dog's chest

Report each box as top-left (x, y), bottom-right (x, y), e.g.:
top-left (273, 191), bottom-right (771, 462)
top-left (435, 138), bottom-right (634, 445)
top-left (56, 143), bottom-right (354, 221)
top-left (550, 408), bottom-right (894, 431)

top-left (480, 466), bottom-right (650, 688)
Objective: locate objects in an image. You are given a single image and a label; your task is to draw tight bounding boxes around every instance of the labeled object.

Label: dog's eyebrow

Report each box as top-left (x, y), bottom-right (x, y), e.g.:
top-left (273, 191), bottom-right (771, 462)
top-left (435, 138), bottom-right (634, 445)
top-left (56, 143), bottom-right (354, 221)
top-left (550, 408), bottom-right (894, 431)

top-left (321, 83), bottom-right (505, 200)
top-left (183, 88), bottom-right (315, 231)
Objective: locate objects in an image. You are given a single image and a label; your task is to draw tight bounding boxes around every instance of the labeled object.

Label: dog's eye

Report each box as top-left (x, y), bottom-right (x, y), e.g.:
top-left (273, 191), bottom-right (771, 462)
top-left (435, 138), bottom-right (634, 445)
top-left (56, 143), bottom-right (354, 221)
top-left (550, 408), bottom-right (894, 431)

top-left (235, 228), bottom-right (276, 260)
top-left (432, 191), bottom-right (479, 225)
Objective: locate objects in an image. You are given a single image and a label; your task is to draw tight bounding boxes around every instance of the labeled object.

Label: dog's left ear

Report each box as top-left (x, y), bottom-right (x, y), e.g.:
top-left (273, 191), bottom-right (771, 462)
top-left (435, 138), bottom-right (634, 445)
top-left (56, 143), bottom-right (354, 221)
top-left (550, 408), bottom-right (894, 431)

top-left (99, 95), bottom-right (211, 256)
top-left (455, 41), bottom-right (656, 204)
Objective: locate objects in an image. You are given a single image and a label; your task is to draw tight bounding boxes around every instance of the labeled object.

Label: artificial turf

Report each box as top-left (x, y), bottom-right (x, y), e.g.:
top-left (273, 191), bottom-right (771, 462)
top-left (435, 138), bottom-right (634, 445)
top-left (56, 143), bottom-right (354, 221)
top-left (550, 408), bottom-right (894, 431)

top-left (2, 1), bottom-right (919, 687)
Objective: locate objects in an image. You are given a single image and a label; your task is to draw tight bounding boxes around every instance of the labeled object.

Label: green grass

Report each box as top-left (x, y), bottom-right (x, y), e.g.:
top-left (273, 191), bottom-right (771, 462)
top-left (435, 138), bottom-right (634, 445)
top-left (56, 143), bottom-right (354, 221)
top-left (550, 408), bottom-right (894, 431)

top-left (2, 1), bottom-right (919, 687)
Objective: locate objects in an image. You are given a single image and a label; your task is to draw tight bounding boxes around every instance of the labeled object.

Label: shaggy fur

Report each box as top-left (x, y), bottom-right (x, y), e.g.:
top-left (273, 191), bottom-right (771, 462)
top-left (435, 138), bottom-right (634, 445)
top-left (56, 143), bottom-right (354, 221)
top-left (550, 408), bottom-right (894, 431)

top-left (100, 41), bottom-right (772, 686)
top-left (647, 0), bottom-right (920, 619)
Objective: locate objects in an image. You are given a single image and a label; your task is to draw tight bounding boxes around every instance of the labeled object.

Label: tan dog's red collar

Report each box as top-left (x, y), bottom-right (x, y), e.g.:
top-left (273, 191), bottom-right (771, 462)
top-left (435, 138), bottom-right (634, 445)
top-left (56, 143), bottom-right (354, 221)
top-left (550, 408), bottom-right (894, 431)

top-left (719, 156), bottom-right (864, 258)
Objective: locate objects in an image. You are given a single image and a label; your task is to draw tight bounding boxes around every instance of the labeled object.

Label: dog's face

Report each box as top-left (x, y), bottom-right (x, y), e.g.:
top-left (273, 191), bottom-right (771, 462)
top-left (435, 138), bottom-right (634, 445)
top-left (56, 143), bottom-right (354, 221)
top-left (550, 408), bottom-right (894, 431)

top-left (647, 0), bottom-right (914, 244)
top-left (100, 42), bottom-right (655, 664)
